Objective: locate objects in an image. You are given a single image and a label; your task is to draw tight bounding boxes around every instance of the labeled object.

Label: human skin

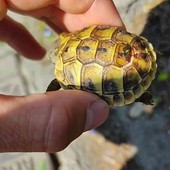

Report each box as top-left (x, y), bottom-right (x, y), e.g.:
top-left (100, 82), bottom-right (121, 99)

top-left (0, 0), bottom-right (124, 152)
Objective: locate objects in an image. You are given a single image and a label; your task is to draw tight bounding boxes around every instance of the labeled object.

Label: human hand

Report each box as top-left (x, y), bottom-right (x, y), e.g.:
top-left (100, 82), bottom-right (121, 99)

top-left (0, 0), bottom-right (124, 59)
top-left (0, 0), bottom-right (124, 152)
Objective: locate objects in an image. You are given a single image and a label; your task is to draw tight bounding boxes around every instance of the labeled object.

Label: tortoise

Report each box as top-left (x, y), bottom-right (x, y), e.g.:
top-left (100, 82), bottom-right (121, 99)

top-left (47, 25), bottom-right (157, 106)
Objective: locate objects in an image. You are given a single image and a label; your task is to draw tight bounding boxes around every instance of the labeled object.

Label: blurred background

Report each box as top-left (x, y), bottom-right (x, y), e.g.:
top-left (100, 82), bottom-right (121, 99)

top-left (0, 0), bottom-right (170, 170)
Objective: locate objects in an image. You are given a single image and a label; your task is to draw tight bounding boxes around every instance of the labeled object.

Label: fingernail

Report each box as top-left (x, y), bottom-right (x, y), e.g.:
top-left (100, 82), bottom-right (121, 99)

top-left (85, 99), bottom-right (109, 131)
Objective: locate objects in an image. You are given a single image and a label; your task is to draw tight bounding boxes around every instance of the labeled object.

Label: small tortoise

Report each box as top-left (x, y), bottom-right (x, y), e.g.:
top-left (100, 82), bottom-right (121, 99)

top-left (47, 25), bottom-right (157, 106)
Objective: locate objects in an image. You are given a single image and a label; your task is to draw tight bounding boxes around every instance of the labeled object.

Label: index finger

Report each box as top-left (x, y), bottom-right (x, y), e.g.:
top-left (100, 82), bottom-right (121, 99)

top-left (6, 0), bottom-right (124, 32)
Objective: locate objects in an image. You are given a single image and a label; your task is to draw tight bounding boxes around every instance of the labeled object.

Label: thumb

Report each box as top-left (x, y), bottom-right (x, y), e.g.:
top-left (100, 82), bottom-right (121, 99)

top-left (0, 90), bottom-right (109, 152)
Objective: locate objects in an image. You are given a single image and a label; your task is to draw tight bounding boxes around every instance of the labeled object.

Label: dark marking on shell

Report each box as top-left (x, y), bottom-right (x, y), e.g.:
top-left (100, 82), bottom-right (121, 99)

top-left (83, 78), bottom-right (96, 91)
top-left (134, 38), bottom-right (146, 50)
top-left (80, 46), bottom-right (90, 52)
top-left (101, 95), bottom-right (112, 105)
top-left (141, 53), bottom-right (149, 61)
top-left (124, 68), bottom-right (142, 90)
top-left (97, 47), bottom-right (107, 53)
top-left (117, 28), bottom-right (126, 34)
top-left (141, 75), bottom-right (151, 89)
top-left (67, 70), bottom-right (74, 84)
top-left (123, 45), bottom-right (132, 61)
top-left (64, 46), bottom-right (69, 52)
top-left (113, 93), bottom-right (123, 103)
top-left (124, 76), bottom-right (139, 90)
top-left (117, 44), bottom-right (132, 62)
top-left (133, 84), bottom-right (142, 95)
top-left (124, 91), bottom-right (133, 100)
top-left (103, 79), bottom-right (119, 93)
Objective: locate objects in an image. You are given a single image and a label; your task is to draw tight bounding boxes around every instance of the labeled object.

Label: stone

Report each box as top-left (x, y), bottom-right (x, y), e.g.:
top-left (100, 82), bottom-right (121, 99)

top-left (57, 132), bottom-right (137, 170)
top-left (114, 0), bottom-right (165, 34)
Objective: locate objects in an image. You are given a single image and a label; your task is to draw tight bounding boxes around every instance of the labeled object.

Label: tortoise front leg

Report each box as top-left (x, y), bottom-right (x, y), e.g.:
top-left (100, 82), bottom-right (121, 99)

top-left (46, 79), bottom-right (61, 92)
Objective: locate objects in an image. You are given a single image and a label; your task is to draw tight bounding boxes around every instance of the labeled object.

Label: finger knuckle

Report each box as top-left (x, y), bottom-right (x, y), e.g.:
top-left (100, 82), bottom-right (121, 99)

top-left (43, 105), bottom-right (72, 152)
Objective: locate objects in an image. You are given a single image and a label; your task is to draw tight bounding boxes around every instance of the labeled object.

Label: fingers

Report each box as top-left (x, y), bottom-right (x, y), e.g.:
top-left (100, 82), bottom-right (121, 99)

top-left (0, 90), bottom-right (109, 152)
top-left (0, 0), bottom-right (124, 59)
top-left (5, 0), bottom-right (55, 11)
top-left (0, 16), bottom-right (45, 59)
top-left (6, 0), bottom-right (94, 13)
top-left (0, 0), bottom-right (7, 20)
top-left (6, 0), bottom-right (124, 32)
top-left (49, 0), bottom-right (124, 32)
top-left (56, 0), bottom-right (95, 14)
top-left (89, 0), bottom-right (124, 27)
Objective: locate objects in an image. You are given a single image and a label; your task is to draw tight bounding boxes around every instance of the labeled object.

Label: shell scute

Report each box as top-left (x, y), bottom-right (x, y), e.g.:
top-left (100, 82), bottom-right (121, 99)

top-left (113, 93), bottom-right (125, 106)
top-left (114, 43), bottom-right (132, 67)
top-left (91, 26), bottom-right (117, 40)
top-left (62, 39), bottom-right (81, 63)
top-left (81, 63), bottom-right (103, 93)
top-left (103, 66), bottom-right (124, 94)
top-left (74, 25), bottom-right (95, 39)
top-left (64, 60), bottom-right (83, 88)
top-left (96, 41), bottom-right (115, 66)
top-left (133, 84), bottom-right (144, 99)
top-left (123, 67), bottom-right (142, 90)
top-left (113, 28), bottom-right (135, 43)
top-left (124, 90), bottom-right (135, 105)
top-left (77, 38), bottom-right (98, 64)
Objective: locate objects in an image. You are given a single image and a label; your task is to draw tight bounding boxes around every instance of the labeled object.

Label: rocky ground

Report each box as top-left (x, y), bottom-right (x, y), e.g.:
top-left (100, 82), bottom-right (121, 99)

top-left (0, 0), bottom-right (169, 170)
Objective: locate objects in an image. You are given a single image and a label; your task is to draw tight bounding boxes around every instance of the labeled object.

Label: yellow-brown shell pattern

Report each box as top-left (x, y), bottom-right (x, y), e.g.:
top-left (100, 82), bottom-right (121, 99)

top-left (52, 25), bottom-right (157, 106)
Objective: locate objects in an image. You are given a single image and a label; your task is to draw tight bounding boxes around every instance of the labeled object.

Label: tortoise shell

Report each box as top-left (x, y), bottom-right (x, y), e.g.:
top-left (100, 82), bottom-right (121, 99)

top-left (49, 25), bottom-right (157, 106)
